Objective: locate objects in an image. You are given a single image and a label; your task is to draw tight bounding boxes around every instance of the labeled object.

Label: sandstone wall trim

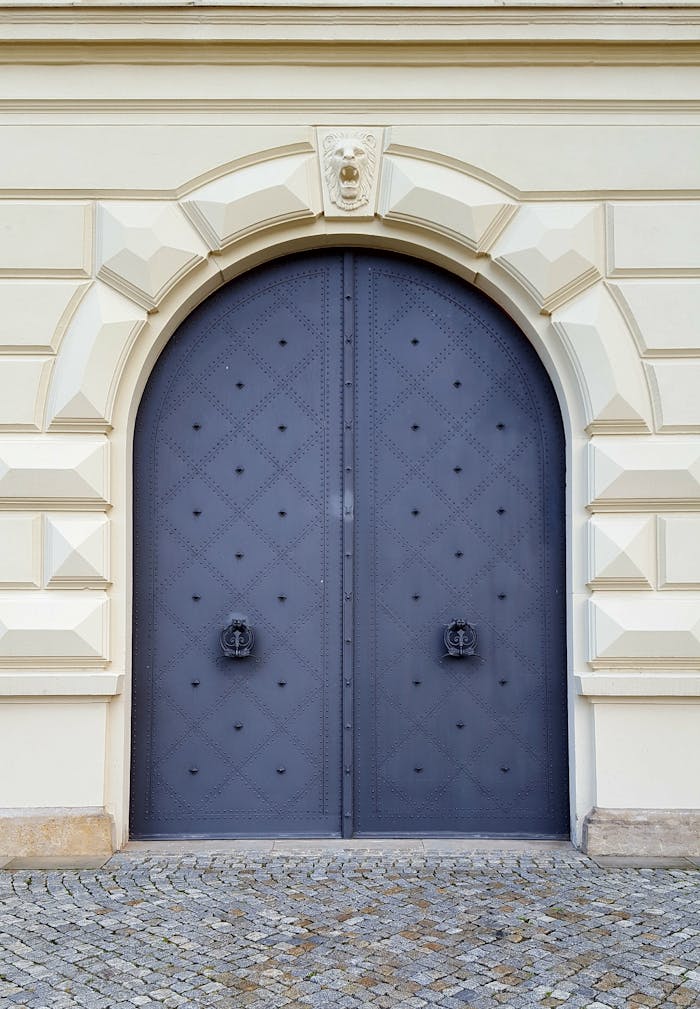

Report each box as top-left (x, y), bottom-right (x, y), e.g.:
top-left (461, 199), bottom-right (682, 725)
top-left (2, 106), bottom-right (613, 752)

top-left (0, 807), bottom-right (114, 858)
top-left (583, 807), bottom-right (700, 858)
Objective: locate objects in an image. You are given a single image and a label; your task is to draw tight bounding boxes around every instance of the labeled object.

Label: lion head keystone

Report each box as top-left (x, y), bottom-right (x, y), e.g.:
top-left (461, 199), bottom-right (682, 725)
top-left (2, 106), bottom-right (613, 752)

top-left (319, 129), bottom-right (380, 214)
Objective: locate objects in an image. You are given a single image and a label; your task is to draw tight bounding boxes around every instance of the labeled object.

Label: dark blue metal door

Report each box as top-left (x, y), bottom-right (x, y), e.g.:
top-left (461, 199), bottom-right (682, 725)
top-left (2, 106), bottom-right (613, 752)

top-left (353, 255), bottom-right (568, 837)
top-left (131, 250), bottom-right (568, 839)
top-left (131, 253), bottom-right (345, 837)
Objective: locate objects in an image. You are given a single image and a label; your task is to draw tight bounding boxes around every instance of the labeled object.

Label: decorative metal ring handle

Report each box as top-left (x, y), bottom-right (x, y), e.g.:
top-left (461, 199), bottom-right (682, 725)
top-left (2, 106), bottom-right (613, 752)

top-left (220, 613), bottom-right (254, 659)
top-left (444, 619), bottom-right (477, 658)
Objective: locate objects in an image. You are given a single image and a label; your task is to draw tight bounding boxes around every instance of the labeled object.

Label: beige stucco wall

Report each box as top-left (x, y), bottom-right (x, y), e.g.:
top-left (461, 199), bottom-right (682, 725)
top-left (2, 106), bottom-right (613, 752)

top-left (1, 0), bottom-right (699, 854)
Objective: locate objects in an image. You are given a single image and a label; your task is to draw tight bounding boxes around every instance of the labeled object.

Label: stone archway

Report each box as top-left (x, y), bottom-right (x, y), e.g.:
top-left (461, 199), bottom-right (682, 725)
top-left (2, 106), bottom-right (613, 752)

top-left (39, 138), bottom-right (663, 849)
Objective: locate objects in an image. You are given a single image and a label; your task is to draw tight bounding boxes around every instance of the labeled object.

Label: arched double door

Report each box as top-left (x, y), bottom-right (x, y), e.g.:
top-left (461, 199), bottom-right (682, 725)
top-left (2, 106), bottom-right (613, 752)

top-left (131, 250), bottom-right (569, 838)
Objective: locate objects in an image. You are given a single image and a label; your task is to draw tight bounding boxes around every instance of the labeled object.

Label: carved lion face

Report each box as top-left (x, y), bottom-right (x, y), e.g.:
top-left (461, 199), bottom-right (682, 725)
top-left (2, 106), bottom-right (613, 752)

top-left (323, 132), bottom-right (376, 211)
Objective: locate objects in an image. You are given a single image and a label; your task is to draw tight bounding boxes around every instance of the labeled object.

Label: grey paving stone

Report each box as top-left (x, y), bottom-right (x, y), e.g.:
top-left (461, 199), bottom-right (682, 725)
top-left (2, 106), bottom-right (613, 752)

top-left (0, 848), bottom-right (698, 1008)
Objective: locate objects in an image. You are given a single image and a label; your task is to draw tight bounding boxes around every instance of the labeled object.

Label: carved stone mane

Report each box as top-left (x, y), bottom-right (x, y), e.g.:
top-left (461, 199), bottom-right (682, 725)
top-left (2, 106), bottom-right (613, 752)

top-left (322, 131), bottom-right (377, 212)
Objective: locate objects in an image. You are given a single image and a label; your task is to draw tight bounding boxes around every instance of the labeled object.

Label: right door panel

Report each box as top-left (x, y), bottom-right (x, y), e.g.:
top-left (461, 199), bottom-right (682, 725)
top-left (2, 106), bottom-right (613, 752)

top-left (353, 253), bottom-right (569, 836)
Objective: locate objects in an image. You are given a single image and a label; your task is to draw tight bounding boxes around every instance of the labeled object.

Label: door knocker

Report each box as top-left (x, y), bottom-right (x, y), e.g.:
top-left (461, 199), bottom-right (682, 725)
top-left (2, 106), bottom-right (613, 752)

top-left (220, 613), bottom-right (255, 659)
top-left (443, 619), bottom-right (479, 659)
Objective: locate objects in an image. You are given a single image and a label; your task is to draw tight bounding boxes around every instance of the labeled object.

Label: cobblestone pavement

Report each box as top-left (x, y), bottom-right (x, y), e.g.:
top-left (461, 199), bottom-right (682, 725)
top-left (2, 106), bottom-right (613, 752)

top-left (1, 844), bottom-right (699, 1009)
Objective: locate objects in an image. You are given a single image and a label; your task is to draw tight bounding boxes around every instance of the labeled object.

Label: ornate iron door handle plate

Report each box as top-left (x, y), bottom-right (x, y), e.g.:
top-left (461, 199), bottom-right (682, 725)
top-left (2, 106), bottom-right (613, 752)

top-left (220, 613), bottom-right (255, 659)
top-left (444, 619), bottom-right (478, 658)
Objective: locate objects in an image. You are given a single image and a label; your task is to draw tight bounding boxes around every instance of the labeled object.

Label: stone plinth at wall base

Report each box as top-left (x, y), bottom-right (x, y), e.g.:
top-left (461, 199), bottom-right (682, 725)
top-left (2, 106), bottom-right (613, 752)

top-left (583, 807), bottom-right (700, 858)
top-left (0, 807), bottom-right (114, 858)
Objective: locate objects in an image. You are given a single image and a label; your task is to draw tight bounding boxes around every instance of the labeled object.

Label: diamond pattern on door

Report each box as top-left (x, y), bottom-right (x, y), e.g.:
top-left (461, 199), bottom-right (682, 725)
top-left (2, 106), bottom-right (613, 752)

top-left (353, 254), bottom-right (568, 836)
top-left (132, 250), bottom-right (568, 840)
top-left (131, 254), bottom-right (344, 837)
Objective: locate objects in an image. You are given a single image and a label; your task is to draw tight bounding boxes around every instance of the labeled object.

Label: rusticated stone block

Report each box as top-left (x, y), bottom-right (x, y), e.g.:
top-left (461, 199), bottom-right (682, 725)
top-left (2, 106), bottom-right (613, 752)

top-left (46, 282), bottom-right (146, 432)
top-left (0, 514), bottom-right (41, 588)
top-left (0, 436), bottom-right (108, 509)
top-left (492, 202), bottom-right (603, 314)
top-left (607, 202), bottom-right (700, 275)
top-left (0, 357), bottom-right (52, 432)
top-left (0, 592), bottom-right (109, 667)
top-left (658, 515), bottom-right (700, 589)
top-left (0, 281), bottom-right (87, 354)
top-left (183, 153), bottom-right (321, 250)
top-left (588, 437), bottom-right (700, 511)
top-left (587, 514), bottom-right (654, 590)
top-left (645, 360), bottom-right (700, 433)
top-left (44, 514), bottom-right (109, 588)
top-left (97, 202), bottom-right (209, 311)
top-left (552, 284), bottom-right (651, 434)
top-left (588, 592), bottom-right (700, 668)
top-left (379, 155), bottom-right (515, 254)
top-left (609, 279), bottom-right (700, 357)
top-left (0, 202), bottom-right (92, 278)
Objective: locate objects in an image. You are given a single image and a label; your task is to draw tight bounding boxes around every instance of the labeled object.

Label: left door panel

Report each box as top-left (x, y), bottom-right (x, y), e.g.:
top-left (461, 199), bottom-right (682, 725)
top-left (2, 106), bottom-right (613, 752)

top-left (131, 253), bottom-right (344, 837)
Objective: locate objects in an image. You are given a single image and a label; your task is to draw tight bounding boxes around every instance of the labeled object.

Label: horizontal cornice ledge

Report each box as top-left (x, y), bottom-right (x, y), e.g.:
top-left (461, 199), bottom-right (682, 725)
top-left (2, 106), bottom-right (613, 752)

top-left (576, 672), bottom-right (700, 697)
top-left (1, 4), bottom-right (700, 52)
top-left (0, 672), bottom-right (123, 697)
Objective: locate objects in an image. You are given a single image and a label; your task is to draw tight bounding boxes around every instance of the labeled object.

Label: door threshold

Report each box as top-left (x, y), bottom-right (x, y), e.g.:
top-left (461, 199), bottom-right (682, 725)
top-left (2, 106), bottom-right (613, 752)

top-left (123, 837), bottom-right (574, 855)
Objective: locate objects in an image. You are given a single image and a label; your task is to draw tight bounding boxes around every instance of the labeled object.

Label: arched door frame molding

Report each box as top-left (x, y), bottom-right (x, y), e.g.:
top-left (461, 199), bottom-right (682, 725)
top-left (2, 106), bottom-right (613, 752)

top-left (44, 149), bottom-right (652, 847)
